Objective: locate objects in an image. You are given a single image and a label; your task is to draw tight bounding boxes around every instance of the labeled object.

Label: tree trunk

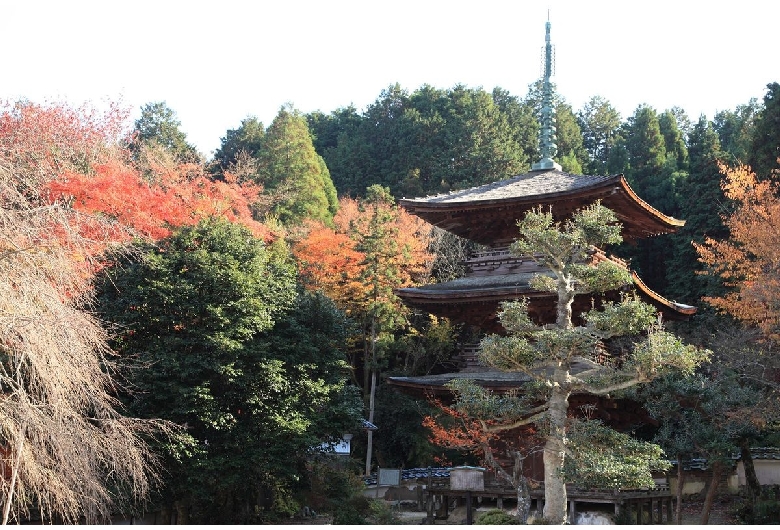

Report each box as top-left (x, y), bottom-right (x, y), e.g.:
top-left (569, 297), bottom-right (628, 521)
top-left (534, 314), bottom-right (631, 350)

top-left (675, 457), bottom-right (684, 525)
top-left (699, 460), bottom-right (722, 525)
top-left (740, 440), bottom-right (761, 505)
top-left (364, 319), bottom-right (378, 477)
top-left (542, 381), bottom-right (570, 524)
top-left (512, 451), bottom-right (530, 524)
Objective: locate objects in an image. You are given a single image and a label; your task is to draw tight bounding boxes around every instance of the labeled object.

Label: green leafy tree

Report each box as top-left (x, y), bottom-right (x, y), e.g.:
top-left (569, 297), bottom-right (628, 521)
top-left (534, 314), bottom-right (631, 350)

top-left (619, 105), bottom-right (683, 293)
top-left (97, 218), bottom-right (360, 523)
top-left (131, 101), bottom-right (201, 163)
top-left (555, 102), bottom-right (589, 173)
top-left (577, 95), bottom-right (622, 175)
top-left (637, 364), bottom-right (771, 524)
top-left (492, 87), bottom-right (537, 171)
top-left (659, 109), bottom-right (689, 176)
top-left (309, 85), bottom-right (530, 198)
top-left (749, 82), bottom-right (780, 181)
top-left (714, 99), bottom-right (759, 165)
top-left (307, 106), bottom-right (371, 197)
top-left (474, 203), bottom-right (709, 523)
top-left (210, 116), bottom-right (265, 178)
top-left (624, 105), bottom-right (667, 199)
top-left (256, 106), bottom-right (338, 225)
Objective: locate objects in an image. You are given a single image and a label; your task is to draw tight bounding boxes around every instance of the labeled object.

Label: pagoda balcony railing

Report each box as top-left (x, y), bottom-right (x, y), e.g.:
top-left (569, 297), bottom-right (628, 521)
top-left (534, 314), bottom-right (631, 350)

top-left (455, 343), bottom-right (483, 371)
top-left (464, 247), bottom-right (628, 277)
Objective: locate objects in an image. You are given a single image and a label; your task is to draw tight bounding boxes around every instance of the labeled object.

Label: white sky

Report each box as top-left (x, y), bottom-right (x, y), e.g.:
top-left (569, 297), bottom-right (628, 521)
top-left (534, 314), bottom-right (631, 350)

top-left (2, 0), bottom-right (777, 157)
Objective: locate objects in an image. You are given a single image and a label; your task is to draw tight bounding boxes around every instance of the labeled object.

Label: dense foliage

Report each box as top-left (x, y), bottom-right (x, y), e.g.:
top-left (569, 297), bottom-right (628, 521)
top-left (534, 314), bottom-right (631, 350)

top-left (2, 69), bottom-right (778, 523)
top-left (97, 219), bottom-right (361, 523)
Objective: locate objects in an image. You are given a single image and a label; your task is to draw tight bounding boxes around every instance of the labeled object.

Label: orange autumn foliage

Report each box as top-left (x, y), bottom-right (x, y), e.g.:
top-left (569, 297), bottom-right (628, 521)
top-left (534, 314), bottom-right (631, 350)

top-left (293, 219), bottom-right (365, 312)
top-left (294, 195), bottom-right (434, 315)
top-left (695, 162), bottom-right (780, 342)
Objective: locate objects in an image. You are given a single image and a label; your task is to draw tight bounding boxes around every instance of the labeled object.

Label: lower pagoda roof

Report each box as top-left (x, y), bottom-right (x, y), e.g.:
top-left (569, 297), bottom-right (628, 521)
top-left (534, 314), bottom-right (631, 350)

top-left (387, 356), bottom-right (603, 398)
top-left (396, 270), bottom-right (695, 334)
top-left (399, 169), bottom-right (684, 246)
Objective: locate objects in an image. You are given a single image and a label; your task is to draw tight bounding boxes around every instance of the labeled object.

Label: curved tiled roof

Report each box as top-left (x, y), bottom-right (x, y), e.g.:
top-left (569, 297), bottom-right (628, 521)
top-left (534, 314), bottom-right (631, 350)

top-left (399, 169), bottom-right (684, 246)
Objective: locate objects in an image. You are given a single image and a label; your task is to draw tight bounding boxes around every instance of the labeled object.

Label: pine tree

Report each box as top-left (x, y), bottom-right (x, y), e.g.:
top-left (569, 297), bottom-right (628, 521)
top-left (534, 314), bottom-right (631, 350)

top-left (474, 203), bottom-right (708, 523)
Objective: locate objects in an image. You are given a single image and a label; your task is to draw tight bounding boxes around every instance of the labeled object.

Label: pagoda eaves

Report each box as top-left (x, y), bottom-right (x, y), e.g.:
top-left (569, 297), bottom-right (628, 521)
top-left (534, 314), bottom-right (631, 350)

top-left (399, 168), bottom-right (684, 246)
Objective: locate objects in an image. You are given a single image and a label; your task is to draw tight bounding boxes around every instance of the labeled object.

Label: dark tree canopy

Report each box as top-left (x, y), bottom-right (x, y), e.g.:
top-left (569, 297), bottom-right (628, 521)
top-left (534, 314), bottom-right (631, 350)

top-left (131, 101), bottom-right (201, 163)
top-left (749, 82), bottom-right (780, 180)
top-left (97, 218), bottom-right (361, 523)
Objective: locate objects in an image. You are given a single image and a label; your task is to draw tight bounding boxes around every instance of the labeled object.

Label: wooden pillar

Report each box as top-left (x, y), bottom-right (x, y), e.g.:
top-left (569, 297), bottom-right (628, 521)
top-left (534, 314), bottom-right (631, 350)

top-left (466, 491), bottom-right (473, 525)
top-left (425, 490), bottom-right (434, 524)
top-left (636, 500), bottom-right (643, 525)
top-left (569, 499), bottom-right (576, 523)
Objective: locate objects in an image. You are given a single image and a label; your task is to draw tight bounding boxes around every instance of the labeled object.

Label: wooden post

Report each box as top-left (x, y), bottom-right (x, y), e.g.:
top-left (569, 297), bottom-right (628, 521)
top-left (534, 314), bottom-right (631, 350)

top-left (569, 499), bottom-right (576, 523)
top-left (667, 496), bottom-right (673, 523)
top-left (466, 491), bottom-right (473, 525)
top-left (636, 500), bottom-right (643, 524)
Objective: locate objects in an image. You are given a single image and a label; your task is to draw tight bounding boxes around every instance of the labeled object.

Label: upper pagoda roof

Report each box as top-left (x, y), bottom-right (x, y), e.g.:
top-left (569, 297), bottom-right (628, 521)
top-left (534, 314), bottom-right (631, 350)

top-left (399, 169), bottom-right (684, 246)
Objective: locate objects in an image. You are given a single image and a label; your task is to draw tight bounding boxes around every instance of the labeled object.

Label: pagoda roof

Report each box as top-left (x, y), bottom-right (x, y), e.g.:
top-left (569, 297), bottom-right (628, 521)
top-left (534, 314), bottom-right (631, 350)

top-left (396, 269), bottom-right (695, 332)
top-left (399, 169), bottom-right (684, 246)
top-left (387, 356), bottom-right (603, 397)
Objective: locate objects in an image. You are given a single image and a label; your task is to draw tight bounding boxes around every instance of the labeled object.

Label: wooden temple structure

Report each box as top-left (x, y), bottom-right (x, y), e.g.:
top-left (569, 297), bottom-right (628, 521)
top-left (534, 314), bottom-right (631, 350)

top-left (385, 19), bottom-right (688, 523)
top-left (387, 18), bottom-right (696, 399)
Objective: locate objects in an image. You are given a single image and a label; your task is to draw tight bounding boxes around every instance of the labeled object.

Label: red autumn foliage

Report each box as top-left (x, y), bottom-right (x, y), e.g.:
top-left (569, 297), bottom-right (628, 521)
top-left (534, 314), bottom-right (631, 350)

top-left (48, 161), bottom-right (271, 242)
top-left (422, 399), bottom-right (496, 461)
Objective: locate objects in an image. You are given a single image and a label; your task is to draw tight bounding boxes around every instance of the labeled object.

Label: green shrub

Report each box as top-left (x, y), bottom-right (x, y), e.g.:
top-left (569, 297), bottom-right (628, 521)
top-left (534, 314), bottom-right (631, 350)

top-left (734, 487), bottom-right (780, 524)
top-left (476, 509), bottom-right (518, 524)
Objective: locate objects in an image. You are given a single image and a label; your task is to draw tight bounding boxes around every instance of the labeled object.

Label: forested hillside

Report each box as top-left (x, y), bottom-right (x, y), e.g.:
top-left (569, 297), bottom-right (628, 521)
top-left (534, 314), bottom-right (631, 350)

top-left (0, 78), bottom-right (778, 523)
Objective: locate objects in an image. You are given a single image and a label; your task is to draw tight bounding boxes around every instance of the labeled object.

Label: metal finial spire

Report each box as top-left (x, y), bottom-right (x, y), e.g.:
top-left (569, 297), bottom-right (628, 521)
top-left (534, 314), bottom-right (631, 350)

top-left (532, 17), bottom-right (561, 171)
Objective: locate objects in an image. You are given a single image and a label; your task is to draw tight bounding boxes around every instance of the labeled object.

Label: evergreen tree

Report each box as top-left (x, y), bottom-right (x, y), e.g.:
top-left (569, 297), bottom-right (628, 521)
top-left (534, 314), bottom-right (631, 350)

top-left (619, 106), bottom-right (675, 293)
top-left (624, 105), bottom-right (667, 200)
top-left (555, 102), bottom-right (589, 173)
top-left (210, 116), bottom-right (265, 177)
top-left (257, 106), bottom-right (338, 225)
top-left (307, 106), bottom-right (366, 195)
top-left (577, 95), bottom-right (622, 175)
top-left (749, 82), bottom-right (780, 181)
top-left (714, 99), bottom-right (760, 165)
top-left (97, 218), bottom-right (361, 523)
top-left (492, 87), bottom-right (537, 171)
top-left (472, 203), bottom-right (708, 523)
top-left (398, 84), bottom-right (527, 194)
top-left (659, 109), bottom-right (689, 175)
top-left (665, 116), bottom-right (728, 303)
top-left (131, 101), bottom-right (201, 163)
